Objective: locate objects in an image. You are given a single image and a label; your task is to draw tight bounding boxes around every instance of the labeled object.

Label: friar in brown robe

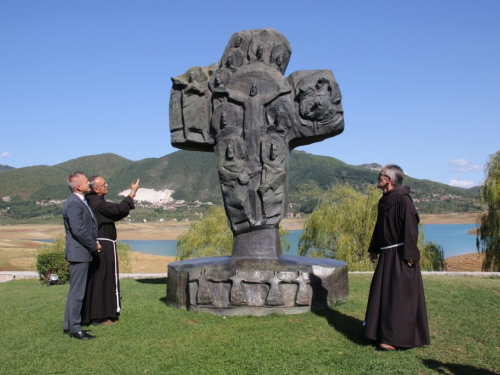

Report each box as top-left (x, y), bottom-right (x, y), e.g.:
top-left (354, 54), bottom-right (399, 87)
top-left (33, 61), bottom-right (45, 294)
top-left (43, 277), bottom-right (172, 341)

top-left (364, 164), bottom-right (430, 350)
top-left (81, 176), bottom-right (139, 326)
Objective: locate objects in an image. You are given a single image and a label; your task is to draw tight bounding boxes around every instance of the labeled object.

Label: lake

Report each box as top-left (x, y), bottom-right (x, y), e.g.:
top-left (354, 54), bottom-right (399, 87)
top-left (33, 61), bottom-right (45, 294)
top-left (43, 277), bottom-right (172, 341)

top-left (120, 224), bottom-right (478, 259)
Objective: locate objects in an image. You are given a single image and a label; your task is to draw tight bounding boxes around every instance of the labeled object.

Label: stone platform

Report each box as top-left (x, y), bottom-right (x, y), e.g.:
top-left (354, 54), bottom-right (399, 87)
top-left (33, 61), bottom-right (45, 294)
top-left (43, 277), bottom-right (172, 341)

top-left (166, 255), bottom-right (348, 316)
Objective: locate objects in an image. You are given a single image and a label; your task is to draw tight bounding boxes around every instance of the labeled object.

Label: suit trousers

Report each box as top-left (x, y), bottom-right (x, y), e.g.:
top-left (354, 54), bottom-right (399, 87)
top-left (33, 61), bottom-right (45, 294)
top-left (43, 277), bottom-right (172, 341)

top-left (64, 262), bottom-right (90, 333)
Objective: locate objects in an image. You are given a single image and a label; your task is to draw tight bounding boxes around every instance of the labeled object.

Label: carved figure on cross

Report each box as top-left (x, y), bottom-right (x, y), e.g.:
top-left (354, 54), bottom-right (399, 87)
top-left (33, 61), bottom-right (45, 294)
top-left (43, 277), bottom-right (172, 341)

top-left (169, 28), bottom-right (344, 260)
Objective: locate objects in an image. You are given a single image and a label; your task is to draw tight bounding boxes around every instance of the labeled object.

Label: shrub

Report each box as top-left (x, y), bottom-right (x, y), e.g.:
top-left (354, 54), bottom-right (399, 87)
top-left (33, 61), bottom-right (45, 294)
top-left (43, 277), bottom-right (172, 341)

top-left (36, 236), bottom-right (69, 285)
top-left (35, 235), bottom-right (133, 284)
top-left (420, 241), bottom-right (446, 271)
top-left (117, 241), bottom-right (132, 273)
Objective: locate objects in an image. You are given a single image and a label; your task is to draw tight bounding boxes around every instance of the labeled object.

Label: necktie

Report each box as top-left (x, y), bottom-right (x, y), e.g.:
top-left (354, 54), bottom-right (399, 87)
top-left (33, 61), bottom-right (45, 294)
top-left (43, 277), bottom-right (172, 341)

top-left (83, 199), bottom-right (95, 218)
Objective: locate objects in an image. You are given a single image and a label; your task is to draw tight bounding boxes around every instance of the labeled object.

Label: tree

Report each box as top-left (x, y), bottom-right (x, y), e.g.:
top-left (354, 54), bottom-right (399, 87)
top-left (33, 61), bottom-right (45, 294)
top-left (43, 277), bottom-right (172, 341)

top-left (298, 185), bottom-right (380, 271)
top-left (176, 205), bottom-right (290, 260)
top-left (415, 222), bottom-right (446, 271)
top-left (299, 185), bottom-right (446, 271)
top-left (477, 150), bottom-right (500, 271)
top-left (176, 206), bottom-right (233, 260)
top-left (419, 242), bottom-right (445, 271)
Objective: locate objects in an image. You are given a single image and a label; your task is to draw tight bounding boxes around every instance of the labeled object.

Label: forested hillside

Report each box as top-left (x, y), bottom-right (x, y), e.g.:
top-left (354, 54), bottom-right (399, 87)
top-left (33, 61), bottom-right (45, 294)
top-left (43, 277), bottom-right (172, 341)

top-left (0, 150), bottom-right (481, 223)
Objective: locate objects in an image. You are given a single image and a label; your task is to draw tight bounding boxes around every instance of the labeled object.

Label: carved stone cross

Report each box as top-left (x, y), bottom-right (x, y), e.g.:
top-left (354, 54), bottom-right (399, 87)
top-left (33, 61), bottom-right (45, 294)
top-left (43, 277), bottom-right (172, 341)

top-left (170, 28), bottom-right (344, 261)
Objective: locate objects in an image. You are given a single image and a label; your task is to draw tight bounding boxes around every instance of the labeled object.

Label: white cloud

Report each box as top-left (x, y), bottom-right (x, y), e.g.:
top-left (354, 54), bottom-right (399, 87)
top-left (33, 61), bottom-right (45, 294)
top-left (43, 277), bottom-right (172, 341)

top-left (449, 159), bottom-right (468, 166)
top-left (449, 179), bottom-right (475, 188)
top-left (448, 159), bottom-right (482, 173)
top-left (1, 152), bottom-right (11, 158)
top-left (458, 165), bottom-right (482, 173)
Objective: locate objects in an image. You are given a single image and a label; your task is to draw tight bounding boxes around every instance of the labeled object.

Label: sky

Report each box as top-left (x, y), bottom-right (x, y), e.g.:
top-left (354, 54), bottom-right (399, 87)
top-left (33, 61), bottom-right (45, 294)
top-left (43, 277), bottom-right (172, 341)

top-left (1, 0), bottom-right (498, 188)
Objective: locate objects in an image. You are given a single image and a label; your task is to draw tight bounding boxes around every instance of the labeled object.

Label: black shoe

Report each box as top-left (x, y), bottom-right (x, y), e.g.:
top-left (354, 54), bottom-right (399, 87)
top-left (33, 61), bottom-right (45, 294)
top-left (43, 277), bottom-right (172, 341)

top-left (69, 331), bottom-right (96, 340)
top-left (63, 329), bottom-right (92, 335)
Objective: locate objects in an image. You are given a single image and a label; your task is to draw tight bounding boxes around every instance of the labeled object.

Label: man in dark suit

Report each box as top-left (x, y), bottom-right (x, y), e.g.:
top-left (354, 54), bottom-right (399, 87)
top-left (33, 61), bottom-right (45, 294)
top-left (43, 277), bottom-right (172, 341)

top-left (63, 171), bottom-right (101, 340)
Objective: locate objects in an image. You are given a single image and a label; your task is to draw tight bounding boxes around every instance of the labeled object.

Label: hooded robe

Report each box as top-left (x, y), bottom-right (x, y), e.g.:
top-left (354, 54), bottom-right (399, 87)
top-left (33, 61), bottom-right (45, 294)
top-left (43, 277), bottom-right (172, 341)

top-left (81, 194), bottom-right (134, 324)
top-left (364, 185), bottom-right (430, 348)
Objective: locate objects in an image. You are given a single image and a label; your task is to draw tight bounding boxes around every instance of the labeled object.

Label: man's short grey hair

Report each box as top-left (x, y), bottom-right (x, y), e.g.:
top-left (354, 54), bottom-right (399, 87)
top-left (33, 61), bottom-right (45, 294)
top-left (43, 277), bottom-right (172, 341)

top-left (382, 164), bottom-right (404, 187)
top-left (67, 171), bottom-right (85, 192)
top-left (88, 176), bottom-right (99, 193)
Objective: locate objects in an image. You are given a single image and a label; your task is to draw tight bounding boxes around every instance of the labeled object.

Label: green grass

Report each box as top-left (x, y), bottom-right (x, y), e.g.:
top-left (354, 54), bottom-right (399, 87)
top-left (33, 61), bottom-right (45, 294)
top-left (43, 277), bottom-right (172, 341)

top-left (0, 275), bottom-right (498, 374)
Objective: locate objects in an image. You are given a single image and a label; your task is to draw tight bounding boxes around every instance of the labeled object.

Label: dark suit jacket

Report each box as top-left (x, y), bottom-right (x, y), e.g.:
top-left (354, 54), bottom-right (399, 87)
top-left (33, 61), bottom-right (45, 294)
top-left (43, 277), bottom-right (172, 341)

top-left (63, 193), bottom-right (98, 262)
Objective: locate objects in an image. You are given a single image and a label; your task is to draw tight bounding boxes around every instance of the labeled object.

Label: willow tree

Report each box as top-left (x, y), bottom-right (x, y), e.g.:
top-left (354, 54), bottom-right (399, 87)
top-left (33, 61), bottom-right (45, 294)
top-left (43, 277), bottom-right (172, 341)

top-left (176, 206), bottom-right (233, 260)
top-left (299, 185), bottom-right (380, 271)
top-left (477, 150), bottom-right (500, 271)
top-left (299, 185), bottom-right (446, 271)
top-left (176, 205), bottom-right (290, 260)
top-left (418, 236), bottom-right (446, 271)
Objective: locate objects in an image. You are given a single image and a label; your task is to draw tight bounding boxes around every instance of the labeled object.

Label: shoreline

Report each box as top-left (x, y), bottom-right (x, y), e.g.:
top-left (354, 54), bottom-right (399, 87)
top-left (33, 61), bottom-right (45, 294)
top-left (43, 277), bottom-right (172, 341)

top-left (0, 213), bottom-right (479, 241)
top-left (418, 213), bottom-right (479, 225)
top-left (0, 214), bottom-right (483, 272)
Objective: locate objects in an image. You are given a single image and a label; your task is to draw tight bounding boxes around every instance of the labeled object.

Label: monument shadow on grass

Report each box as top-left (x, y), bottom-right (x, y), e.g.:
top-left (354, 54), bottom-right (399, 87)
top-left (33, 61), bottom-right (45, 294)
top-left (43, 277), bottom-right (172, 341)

top-left (136, 278), bottom-right (167, 285)
top-left (311, 274), bottom-right (369, 346)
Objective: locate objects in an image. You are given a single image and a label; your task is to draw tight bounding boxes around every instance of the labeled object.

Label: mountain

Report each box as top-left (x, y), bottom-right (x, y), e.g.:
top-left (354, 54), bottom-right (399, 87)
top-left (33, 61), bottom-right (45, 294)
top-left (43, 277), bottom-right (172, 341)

top-left (107, 151), bottom-right (220, 203)
top-left (0, 154), bottom-right (134, 201)
top-left (0, 164), bottom-right (14, 173)
top-left (359, 163), bottom-right (383, 171)
top-left (0, 151), bottom-right (221, 203)
top-left (0, 150), bottom-right (480, 213)
top-left (468, 186), bottom-right (480, 194)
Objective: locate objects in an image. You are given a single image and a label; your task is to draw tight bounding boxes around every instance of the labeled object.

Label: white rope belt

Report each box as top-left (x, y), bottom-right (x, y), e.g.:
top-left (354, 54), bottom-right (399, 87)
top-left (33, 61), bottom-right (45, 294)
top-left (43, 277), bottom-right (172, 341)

top-left (380, 242), bottom-right (404, 250)
top-left (97, 238), bottom-right (121, 313)
top-left (98, 238), bottom-right (117, 243)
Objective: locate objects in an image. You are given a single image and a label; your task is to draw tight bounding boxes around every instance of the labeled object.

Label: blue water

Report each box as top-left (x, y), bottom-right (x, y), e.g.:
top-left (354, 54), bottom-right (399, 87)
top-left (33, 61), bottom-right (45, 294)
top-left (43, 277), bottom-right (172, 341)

top-left (120, 240), bottom-right (177, 257)
top-left (421, 224), bottom-right (477, 258)
top-left (118, 224), bottom-right (478, 259)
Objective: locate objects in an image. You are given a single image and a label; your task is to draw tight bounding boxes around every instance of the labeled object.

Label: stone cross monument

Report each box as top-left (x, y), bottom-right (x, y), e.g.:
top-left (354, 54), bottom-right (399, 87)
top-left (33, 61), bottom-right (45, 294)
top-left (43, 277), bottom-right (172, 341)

top-left (167, 29), bottom-right (348, 316)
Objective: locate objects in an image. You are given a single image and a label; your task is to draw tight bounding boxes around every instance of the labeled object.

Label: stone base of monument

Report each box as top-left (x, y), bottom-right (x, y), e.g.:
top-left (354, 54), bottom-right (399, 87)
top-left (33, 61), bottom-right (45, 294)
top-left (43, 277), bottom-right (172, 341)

top-left (166, 255), bottom-right (348, 316)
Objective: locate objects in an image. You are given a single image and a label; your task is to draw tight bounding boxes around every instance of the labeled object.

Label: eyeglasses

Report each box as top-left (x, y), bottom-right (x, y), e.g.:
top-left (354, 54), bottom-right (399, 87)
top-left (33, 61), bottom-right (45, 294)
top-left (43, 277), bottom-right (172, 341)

top-left (94, 182), bottom-right (108, 188)
top-left (378, 173), bottom-right (391, 180)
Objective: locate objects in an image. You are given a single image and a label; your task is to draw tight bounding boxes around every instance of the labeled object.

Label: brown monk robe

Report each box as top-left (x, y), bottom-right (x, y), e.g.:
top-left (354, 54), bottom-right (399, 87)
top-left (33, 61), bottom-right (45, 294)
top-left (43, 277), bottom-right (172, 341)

top-left (364, 166), bottom-right (430, 350)
top-left (81, 176), bottom-right (138, 326)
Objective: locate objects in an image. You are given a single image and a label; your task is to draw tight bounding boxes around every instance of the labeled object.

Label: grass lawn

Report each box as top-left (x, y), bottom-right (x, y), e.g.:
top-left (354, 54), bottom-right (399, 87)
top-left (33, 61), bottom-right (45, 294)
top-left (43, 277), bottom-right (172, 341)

top-left (0, 274), bottom-right (498, 374)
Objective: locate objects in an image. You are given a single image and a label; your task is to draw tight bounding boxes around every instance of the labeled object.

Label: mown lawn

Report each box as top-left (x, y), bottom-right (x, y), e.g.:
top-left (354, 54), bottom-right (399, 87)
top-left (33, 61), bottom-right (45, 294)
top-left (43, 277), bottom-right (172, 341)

top-left (0, 274), bottom-right (498, 374)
